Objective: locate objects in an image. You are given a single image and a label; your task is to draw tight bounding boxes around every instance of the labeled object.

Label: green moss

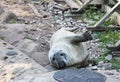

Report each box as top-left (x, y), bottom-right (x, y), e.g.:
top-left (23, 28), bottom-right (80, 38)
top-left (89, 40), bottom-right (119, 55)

top-left (110, 57), bottom-right (120, 69)
top-left (96, 31), bottom-right (120, 46)
top-left (9, 19), bottom-right (17, 24)
top-left (0, 36), bottom-right (4, 40)
top-left (80, 6), bottom-right (117, 26)
top-left (94, 31), bottom-right (120, 69)
top-left (25, 36), bottom-right (37, 41)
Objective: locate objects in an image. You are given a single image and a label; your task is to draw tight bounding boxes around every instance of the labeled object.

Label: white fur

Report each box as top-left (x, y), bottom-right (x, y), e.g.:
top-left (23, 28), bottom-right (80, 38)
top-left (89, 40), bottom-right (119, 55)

top-left (48, 28), bottom-right (89, 66)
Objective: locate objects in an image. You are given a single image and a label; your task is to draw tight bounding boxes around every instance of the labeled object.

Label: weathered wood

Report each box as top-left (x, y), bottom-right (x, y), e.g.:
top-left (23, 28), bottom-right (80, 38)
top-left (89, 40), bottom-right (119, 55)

top-left (87, 26), bottom-right (120, 32)
top-left (65, 0), bottom-right (80, 11)
top-left (28, 3), bottom-right (42, 17)
top-left (75, 0), bottom-right (83, 6)
top-left (94, 2), bottom-right (120, 27)
top-left (72, 0), bottom-right (93, 13)
top-left (112, 51), bottom-right (120, 54)
top-left (105, 5), bottom-right (120, 25)
top-left (53, 4), bottom-right (69, 11)
top-left (82, 0), bottom-right (103, 5)
top-left (53, 0), bottom-right (66, 5)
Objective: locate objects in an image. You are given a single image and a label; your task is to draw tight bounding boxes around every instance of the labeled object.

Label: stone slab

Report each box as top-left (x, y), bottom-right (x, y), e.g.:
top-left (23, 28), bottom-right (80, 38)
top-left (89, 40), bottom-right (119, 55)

top-left (31, 52), bottom-right (50, 66)
top-left (53, 68), bottom-right (106, 82)
top-left (0, 24), bottom-right (27, 44)
top-left (0, 40), bottom-right (48, 82)
top-left (16, 39), bottom-right (38, 55)
top-left (32, 71), bottom-right (57, 82)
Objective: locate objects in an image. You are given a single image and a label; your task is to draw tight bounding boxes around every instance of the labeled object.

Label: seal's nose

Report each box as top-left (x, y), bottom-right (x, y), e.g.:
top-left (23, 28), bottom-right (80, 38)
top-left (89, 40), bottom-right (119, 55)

top-left (50, 51), bottom-right (67, 69)
top-left (57, 61), bottom-right (66, 69)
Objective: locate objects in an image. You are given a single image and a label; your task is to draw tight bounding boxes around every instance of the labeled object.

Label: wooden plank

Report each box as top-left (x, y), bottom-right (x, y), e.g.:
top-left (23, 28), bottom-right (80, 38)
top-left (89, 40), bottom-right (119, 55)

top-left (53, 4), bottom-right (69, 11)
top-left (94, 2), bottom-right (120, 27)
top-left (82, 0), bottom-right (119, 5)
top-left (65, 0), bottom-right (80, 10)
top-left (75, 0), bottom-right (83, 6)
top-left (105, 5), bottom-right (120, 25)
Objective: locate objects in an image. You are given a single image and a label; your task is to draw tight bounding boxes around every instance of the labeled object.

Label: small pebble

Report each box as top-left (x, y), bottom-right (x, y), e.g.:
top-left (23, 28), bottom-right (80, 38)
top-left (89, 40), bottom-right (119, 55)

top-left (98, 61), bottom-right (104, 67)
top-left (105, 72), bottom-right (114, 75)
top-left (105, 55), bottom-right (112, 60)
top-left (90, 66), bottom-right (98, 70)
top-left (3, 56), bottom-right (8, 60)
top-left (3, 42), bottom-right (7, 45)
top-left (7, 47), bottom-right (14, 50)
top-left (12, 67), bottom-right (24, 74)
top-left (6, 51), bottom-right (18, 56)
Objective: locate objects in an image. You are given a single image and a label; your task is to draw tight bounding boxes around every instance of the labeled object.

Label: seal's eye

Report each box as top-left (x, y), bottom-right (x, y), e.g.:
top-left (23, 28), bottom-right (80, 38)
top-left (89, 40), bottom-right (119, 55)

top-left (60, 54), bottom-right (64, 56)
top-left (52, 57), bottom-right (55, 61)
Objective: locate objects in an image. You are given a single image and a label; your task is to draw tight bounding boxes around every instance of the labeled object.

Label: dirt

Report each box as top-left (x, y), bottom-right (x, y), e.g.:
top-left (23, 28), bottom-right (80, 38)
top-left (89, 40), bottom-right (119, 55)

top-left (0, 0), bottom-right (61, 68)
top-left (0, 0), bottom-right (120, 82)
top-left (0, 0), bottom-right (120, 71)
top-left (0, 0), bottom-right (106, 68)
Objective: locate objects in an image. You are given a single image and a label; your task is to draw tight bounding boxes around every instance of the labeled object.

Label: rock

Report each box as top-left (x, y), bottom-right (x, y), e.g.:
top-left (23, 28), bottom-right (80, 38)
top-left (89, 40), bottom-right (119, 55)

top-left (103, 63), bottom-right (112, 69)
top-left (115, 40), bottom-right (120, 46)
top-left (98, 61), bottom-right (104, 67)
top-left (0, 7), bottom-right (4, 15)
top-left (0, 11), bottom-right (17, 24)
top-left (12, 67), bottom-right (24, 74)
top-left (0, 31), bottom-right (26, 44)
top-left (3, 56), bottom-right (9, 60)
top-left (0, 24), bottom-right (26, 44)
top-left (32, 71), bottom-right (57, 82)
top-left (6, 51), bottom-right (18, 56)
top-left (16, 39), bottom-right (38, 56)
top-left (12, 80), bottom-right (28, 82)
top-left (5, 24), bottom-right (26, 32)
top-left (104, 72), bottom-right (114, 75)
top-left (54, 68), bottom-right (106, 82)
top-left (7, 47), bottom-right (14, 50)
top-left (0, 40), bottom-right (48, 82)
top-left (45, 64), bottom-right (57, 72)
top-left (105, 55), bottom-right (112, 60)
top-left (97, 70), bottom-right (120, 82)
top-left (90, 66), bottom-right (98, 70)
top-left (25, 20), bottom-right (29, 24)
top-left (31, 52), bottom-right (50, 66)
